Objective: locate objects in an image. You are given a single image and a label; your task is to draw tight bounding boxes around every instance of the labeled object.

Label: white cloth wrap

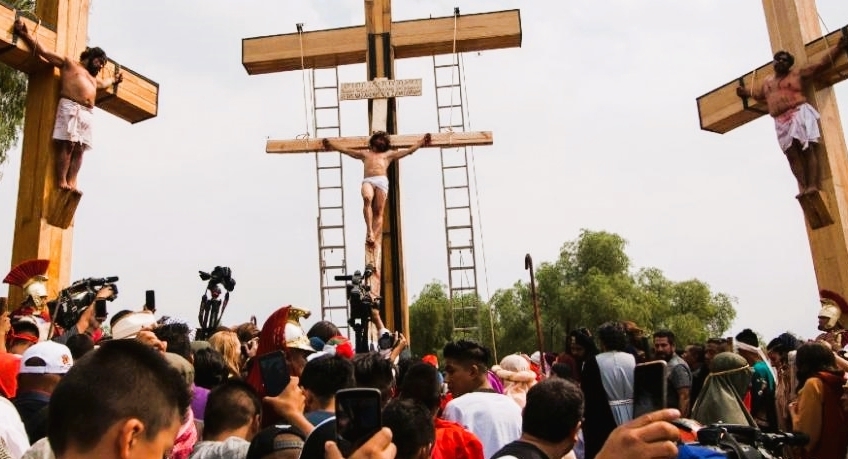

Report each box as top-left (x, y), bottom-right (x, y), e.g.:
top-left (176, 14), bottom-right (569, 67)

top-left (52, 98), bottom-right (93, 149)
top-left (774, 102), bottom-right (820, 152)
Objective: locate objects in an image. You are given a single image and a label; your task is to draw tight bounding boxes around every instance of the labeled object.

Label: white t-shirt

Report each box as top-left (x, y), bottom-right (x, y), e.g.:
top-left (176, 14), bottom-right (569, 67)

top-left (0, 397), bottom-right (30, 459)
top-left (442, 391), bottom-right (522, 459)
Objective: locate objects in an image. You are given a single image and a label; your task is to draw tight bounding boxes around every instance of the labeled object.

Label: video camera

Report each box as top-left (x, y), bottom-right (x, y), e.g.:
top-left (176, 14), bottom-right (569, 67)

top-left (335, 265), bottom-right (379, 354)
top-left (50, 276), bottom-right (119, 330)
top-left (691, 424), bottom-right (808, 459)
top-left (199, 266), bottom-right (236, 292)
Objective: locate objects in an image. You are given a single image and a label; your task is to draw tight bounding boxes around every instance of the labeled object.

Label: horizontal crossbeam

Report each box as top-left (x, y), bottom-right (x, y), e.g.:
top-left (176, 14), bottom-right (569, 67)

top-left (242, 9), bottom-right (521, 75)
top-left (0, 4), bottom-right (159, 123)
top-left (697, 25), bottom-right (848, 134)
top-left (267, 131), bottom-right (492, 154)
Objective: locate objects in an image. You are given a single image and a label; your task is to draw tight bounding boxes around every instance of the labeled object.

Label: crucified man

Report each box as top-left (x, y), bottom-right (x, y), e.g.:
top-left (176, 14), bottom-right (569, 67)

top-left (736, 34), bottom-right (848, 198)
top-left (14, 19), bottom-right (122, 193)
top-left (323, 132), bottom-right (431, 246)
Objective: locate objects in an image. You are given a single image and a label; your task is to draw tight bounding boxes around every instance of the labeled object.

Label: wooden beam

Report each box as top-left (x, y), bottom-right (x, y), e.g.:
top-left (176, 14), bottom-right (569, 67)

top-left (0, 2), bottom-right (158, 124)
top-left (697, 25), bottom-right (848, 134)
top-left (242, 9), bottom-right (522, 75)
top-left (266, 131), bottom-right (493, 154)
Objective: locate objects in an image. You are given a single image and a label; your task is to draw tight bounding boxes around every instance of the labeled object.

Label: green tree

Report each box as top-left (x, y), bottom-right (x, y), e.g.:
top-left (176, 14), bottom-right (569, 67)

top-left (408, 281), bottom-right (452, 357)
top-left (0, 0), bottom-right (35, 170)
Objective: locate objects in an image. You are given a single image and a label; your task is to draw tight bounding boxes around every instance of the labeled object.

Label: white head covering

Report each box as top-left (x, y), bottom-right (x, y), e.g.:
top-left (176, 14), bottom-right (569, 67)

top-left (734, 340), bottom-right (777, 381)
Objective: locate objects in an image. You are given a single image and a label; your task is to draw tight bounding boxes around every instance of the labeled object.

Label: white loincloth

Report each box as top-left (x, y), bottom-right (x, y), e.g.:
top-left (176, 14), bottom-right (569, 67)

top-left (52, 97), bottom-right (93, 149)
top-left (362, 175), bottom-right (389, 193)
top-left (774, 102), bottom-right (820, 152)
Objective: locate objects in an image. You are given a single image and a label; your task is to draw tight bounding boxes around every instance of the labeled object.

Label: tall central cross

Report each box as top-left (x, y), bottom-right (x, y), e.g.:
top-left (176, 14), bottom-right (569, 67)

top-left (697, 0), bottom-right (848, 300)
top-left (1, 0), bottom-right (158, 306)
top-left (242, 2), bottom-right (521, 333)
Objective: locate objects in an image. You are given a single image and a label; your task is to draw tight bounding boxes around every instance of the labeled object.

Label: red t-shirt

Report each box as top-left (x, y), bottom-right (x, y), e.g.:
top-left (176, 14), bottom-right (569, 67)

top-left (432, 417), bottom-right (485, 459)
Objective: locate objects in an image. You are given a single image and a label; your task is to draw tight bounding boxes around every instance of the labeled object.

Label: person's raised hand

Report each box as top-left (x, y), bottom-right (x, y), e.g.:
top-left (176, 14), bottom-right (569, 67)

top-left (325, 427), bottom-right (396, 459)
top-left (322, 138), bottom-right (331, 151)
top-left (736, 86), bottom-right (749, 98)
top-left (423, 133), bottom-right (432, 146)
top-left (263, 376), bottom-right (306, 418)
top-left (595, 409), bottom-right (681, 459)
top-left (114, 71), bottom-right (123, 84)
top-left (13, 19), bottom-right (27, 36)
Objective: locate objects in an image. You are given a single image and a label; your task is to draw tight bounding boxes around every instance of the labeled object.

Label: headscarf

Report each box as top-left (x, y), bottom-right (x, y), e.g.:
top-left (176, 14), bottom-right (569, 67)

top-left (691, 352), bottom-right (756, 427)
top-left (168, 408), bottom-right (197, 459)
top-left (492, 354), bottom-right (537, 408)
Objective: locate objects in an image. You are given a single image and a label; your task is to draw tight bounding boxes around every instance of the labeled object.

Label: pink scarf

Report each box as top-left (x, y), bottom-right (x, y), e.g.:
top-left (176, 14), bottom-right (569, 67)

top-left (168, 408), bottom-right (198, 459)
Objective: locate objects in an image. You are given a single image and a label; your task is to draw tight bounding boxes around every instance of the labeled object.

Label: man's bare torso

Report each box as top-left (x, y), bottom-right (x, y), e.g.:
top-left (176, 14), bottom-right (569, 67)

top-left (60, 61), bottom-right (98, 108)
top-left (362, 150), bottom-right (395, 177)
top-left (762, 70), bottom-right (806, 117)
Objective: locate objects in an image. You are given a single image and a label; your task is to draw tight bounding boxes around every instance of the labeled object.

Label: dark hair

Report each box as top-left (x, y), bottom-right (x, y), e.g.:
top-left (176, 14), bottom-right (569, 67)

top-left (65, 333), bottom-right (95, 360)
top-left (796, 342), bottom-right (839, 391)
top-left (80, 46), bottom-right (106, 62)
top-left (300, 355), bottom-right (355, 405)
top-left (653, 330), bottom-right (676, 346)
top-left (154, 322), bottom-right (192, 361)
top-left (567, 330), bottom-right (598, 357)
top-left (109, 310), bottom-right (133, 328)
top-left (10, 319), bottom-right (40, 345)
top-left (204, 379), bottom-right (262, 439)
top-left (767, 333), bottom-right (799, 354)
top-left (234, 322), bottom-right (260, 343)
top-left (368, 132), bottom-right (391, 152)
top-left (707, 337), bottom-right (726, 346)
top-left (443, 339), bottom-right (491, 368)
top-left (685, 344), bottom-right (705, 364)
top-left (47, 339), bottom-right (191, 455)
top-left (596, 321), bottom-right (628, 352)
top-left (550, 362), bottom-right (574, 380)
top-left (523, 378), bottom-right (584, 443)
top-left (774, 50), bottom-right (795, 67)
top-left (352, 352), bottom-right (396, 406)
top-left (382, 399), bottom-right (435, 459)
top-left (306, 321), bottom-right (340, 343)
top-left (398, 362), bottom-right (441, 411)
top-left (735, 329), bottom-right (759, 348)
top-left (193, 348), bottom-right (230, 390)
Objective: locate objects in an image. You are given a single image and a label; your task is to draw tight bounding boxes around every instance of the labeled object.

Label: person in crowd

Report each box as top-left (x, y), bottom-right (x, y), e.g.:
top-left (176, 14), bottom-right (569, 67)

top-left (189, 380), bottom-right (262, 459)
top-left (492, 354), bottom-right (537, 408)
top-left (735, 329), bottom-right (778, 432)
top-left (653, 330), bottom-right (692, 416)
top-left (691, 352), bottom-right (755, 427)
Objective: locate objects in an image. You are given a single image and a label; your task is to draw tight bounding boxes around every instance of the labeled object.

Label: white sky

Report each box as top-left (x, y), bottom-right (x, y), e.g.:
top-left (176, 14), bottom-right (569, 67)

top-left (2, 1), bottom-right (848, 347)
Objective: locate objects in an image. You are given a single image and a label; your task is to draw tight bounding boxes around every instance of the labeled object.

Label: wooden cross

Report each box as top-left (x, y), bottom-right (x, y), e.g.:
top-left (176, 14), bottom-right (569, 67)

top-left (697, 0), bottom-right (848, 301)
top-left (1, 0), bottom-right (158, 306)
top-left (242, 2), bottom-right (520, 333)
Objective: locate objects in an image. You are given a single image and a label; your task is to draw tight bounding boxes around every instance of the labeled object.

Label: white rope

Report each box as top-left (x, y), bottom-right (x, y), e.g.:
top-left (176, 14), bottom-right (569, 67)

top-left (447, 9), bottom-right (459, 144)
top-left (816, 10), bottom-right (845, 80)
top-left (459, 51), bottom-right (492, 302)
top-left (297, 24), bottom-right (313, 142)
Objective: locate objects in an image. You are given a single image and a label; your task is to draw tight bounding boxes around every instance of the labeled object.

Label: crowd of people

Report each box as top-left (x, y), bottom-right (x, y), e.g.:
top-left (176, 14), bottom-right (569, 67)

top-left (0, 257), bottom-right (848, 459)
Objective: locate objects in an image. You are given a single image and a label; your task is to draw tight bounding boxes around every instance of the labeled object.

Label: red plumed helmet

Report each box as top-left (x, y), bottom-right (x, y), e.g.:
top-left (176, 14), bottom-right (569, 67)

top-left (3, 259), bottom-right (49, 288)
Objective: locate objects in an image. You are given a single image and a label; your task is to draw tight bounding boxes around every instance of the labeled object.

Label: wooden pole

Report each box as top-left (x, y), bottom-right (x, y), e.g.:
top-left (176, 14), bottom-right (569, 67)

top-left (525, 254), bottom-right (546, 375)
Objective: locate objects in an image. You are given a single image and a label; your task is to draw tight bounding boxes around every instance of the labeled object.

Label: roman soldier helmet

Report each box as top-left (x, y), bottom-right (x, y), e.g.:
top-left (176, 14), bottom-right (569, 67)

top-left (3, 259), bottom-right (50, 308)
top-left (246, 305), bottom-right (316, 399)
top-left (819, 289), bottom-right (848, 329)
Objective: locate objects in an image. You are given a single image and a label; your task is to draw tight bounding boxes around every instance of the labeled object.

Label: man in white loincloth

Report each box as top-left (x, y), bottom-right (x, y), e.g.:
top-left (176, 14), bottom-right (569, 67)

top-left (323, 132), bottom-right (430, 246)
top-left (736, 34), bottom-right (847, 197)
top-left (14, 19), bottom-right (122, 193)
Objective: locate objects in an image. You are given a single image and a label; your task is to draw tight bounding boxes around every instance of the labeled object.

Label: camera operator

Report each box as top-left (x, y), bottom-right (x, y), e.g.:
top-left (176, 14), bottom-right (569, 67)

top-left (369, 307), bottom-right (407, 362)
top-left (52, 285), bottom-right (114, 345)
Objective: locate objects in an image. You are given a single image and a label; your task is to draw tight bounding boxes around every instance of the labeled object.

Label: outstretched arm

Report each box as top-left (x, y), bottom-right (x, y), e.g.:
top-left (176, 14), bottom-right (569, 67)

top-left (97, 70), bottom-right (123, 89)
top-left (800, 34), bottom-right (848, 79)
top-left (323, 138), bottom-right (365, 159)
top-left (389, 133), bottom-right (431, 160)
top-left (13, 19), bottom-right (66, 67)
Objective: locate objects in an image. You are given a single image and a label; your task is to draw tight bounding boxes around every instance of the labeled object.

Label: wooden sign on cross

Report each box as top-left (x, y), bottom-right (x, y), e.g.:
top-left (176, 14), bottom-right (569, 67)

top-left (242, 3), bottom-right (520, 333)
top-left (340, 77), bottom-right (422, 133)
top-left (1, 1), bottom-right (158, 306)
top-left (696, 0), bottom-right (848, 305)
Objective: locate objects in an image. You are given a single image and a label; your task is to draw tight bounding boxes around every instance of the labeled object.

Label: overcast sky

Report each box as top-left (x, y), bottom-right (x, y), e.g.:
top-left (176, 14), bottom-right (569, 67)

top-left (2, 1), bottom-right (848, 346)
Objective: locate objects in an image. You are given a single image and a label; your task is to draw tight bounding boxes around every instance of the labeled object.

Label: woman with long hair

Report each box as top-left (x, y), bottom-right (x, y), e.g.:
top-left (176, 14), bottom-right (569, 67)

top-left (208, 330), bottom-right (242, 379)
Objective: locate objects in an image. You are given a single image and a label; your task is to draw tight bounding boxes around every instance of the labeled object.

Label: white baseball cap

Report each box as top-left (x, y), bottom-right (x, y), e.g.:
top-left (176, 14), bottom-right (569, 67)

top-left (19, 341), bottom-right (74, 375)
top-left (112, 312), bottom-right (158, 340)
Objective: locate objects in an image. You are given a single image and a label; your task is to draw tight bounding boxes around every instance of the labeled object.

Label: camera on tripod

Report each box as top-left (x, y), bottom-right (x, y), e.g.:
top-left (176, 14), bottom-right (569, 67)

top-left (335, 264), bottom-right (378, 321)
top-left (50, 276), bottom-right (119, 330)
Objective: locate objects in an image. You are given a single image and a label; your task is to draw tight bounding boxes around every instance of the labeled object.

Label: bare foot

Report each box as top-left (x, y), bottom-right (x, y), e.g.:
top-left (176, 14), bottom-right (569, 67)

top-left (804, 187), bottom-right (819, 195)
top-left (366, 234), bottom-right (375, 246)
top-left (58, 182), bottom-right (73, 191)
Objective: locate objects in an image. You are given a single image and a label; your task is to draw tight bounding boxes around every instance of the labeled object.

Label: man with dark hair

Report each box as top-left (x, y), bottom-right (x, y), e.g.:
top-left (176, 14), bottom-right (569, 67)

top-left (7, 319), bottom-right (40, 355)
top-left (382, 399), bottom-right (435, 459)
top-left (323, 132), bottom-right (431, 247)
top-left (300, 354), bottom-right (356, 426)
top-left (246, 424), bottom-right (306, 459)
top-left (736, 35), bottom-right (848, 197)
top-left (682, 344), bottom-right (706, 410)
top-left (491, 378), bottom-right (583, 459)
top-left (352, 352), bottom-right (396, 406)
top-left (47, 339), bottom-right (191, 459)
top-left (13, 20), bottom-right (123, 193)
top-left (581, 321), bottom-right (635, 459)
top-left (652, 330), bottom-right (691, 417)
top-left (734, 329), bottom-right (777, 432)
top-left (442, 339), bottom-right (521, 458)
top-left (399, 362), bottom-right (484, 459)
top-left (190, 379), bottom-right (262, 458)
top-left (154, 322), bottom-right (194, 361)
top-left (64, 333), bottom-right (94, 360)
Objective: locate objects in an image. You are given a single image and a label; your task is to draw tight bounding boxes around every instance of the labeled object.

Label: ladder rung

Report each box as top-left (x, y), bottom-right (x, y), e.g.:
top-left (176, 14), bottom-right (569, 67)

top-left (442, 165), bottom-right (467, 170)
top-left (318, 185), bottom-right (343, 190)
top-left (319, 225), bottom-right (345, 230)
top-left (320, 245), bottom-right (346, 250)
top-left (319, 205), bottom-right (344, 209)
top-left (435, 84), bottom-right (460, 89)
top-left (317, 166), bottom-right (342, 170)
top-left (446, 224), bottom-right (472, 230)
top-left (314, 85), bottom-right (338, 90)
top-left (437, 104), bottom-right (463, 109)
top-left (434, 63), bottom-right (459, 69)
top-left (449, 266), bottom-right (474, 271)
top-left (315, 106), bottom-right (339, 110)
top-left (445, 205), bottom-right (471, 210)
top-left (444, 185), bottom-right (468, 190)
top-left (440, 124), bottom-right (465, 130)
top-left (449, 245), bottom-right (474, 251)
top-left (317, 125), bottom-right (340, 130)
top-left (321, 264), bottom-right (347, 270)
